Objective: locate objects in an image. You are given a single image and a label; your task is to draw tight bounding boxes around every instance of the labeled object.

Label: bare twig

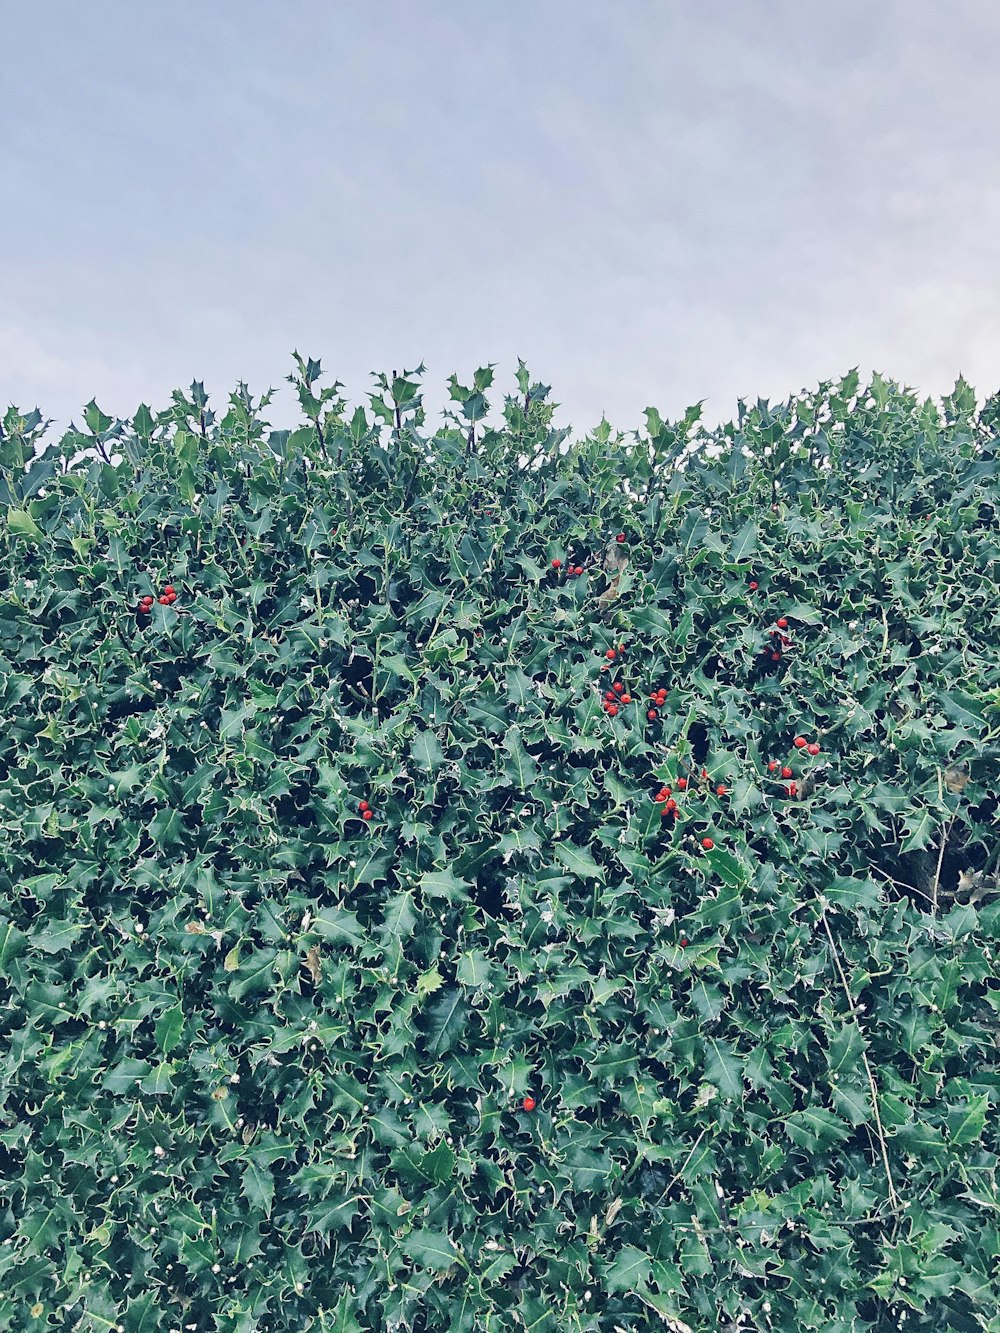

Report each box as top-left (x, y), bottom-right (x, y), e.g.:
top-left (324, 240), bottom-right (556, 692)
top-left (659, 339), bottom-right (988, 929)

top-left (818, 906), bottom-right (900, 1215)
top-left (931, 812), bottom-right (957, 914)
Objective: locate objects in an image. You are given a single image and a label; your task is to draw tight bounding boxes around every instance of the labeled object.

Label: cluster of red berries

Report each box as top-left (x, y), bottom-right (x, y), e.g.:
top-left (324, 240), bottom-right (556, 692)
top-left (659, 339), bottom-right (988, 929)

top-left (652, 766), bottom-right (722, 849)
top-left (766, 736), bottom-right (821, 796)
top-left (552, 534), bottom-right (625, 578)
top-left (647, 683), bottom-right (667, 720)
top-left (137, 583), bottom-right (178, 615)
top-left (767, 615), bottom-right (793, 662)
top-left (602, 679), bottom-right (634, 714)
top-left (358, 799), bottom-right (375, 822)
top-left (598, 646), bottom-right (629, 714)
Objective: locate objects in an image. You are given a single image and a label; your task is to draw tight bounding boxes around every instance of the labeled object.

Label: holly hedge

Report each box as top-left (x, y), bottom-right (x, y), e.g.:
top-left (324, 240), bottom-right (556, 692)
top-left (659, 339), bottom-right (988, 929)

top-left (1, 359), bottom-right (999, 1332)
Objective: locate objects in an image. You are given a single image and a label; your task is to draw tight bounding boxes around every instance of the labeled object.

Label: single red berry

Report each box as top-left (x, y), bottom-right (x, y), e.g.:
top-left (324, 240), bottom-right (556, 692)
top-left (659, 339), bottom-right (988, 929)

top-left (574, 566), bottom-right (584, 576)
top-left (807, 742), bottom-right (820, 756)
top-left (793, 737), bottom-right (807, 749)
top-left (771, 652), bottom-right (781, 661)
top-left (605, 691), bottom-right (616, 701)
top-left (142, 594), bottom-right (154, 604)
top-left (776, 617), bottom-right (788, 629)
top-left (647, 709), bottom-right (658, 720)
top-left (359, 801), bottom-right (369, 811)
top-left (680, 936), bottom-right (688, 948)
top-left (781, 766), bottom-right (793, 779)
top-left (164, 585), bottom-right (175, 595)
top-left (166, 592), bottom-right (177, 603)
top-left (787, 783), bottom-right (797, 796)
top-left (552, 558), bottom-right (561, 569)
top-left (616, 533), bottom-right (625, 543)
top-left (606, 649), bottom-right (616, 660)
top-left (618, 644), bottom-right (625, 653)
top-left (159, 595), bottom-right (170, 605)
top-left (749, 581), bottom-right (758, 590)
top-left (655, 790), bottom-right (667, 802)
top-left (716, 785), bottom-right (727, 796)
top-left (768, 761), bottom-right (778, 771)
top-left (621, 694), bottom-right (632, 704)
top-left (362, 810), bottom-right (374, 821)
top-left (677, 778), bottom-right (687, 790)
top-left (701, 768), bottom-right (708, 779)
top-left (701, 837), bottom-right (714, 850)
top-left (661, 805), bottom-right (672, 817)
top-left (138, 604), bottom-right (150, 615)
top-left (522, 1096), bottom-right (536, 1112)
top-left (606, 704), bottom-right (618, 716)
top-left (666, 799), bottom-right (677, 811)
top-left (613, 682), bottom-right (624, 694)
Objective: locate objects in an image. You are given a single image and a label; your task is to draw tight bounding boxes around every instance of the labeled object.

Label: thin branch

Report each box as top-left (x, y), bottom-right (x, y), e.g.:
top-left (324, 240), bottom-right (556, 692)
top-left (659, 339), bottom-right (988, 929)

top-left (870, 865), bottom-right (935, 907)
top-left (931, 812), bottom-right (957, 915)
top-left (819, 906), bottom-right (900, 1215)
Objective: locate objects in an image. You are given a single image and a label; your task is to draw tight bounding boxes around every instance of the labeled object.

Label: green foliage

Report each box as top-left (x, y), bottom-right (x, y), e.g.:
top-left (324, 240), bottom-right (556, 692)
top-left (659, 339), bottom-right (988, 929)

top-left (1, 362), bottom-right (1000, 1331)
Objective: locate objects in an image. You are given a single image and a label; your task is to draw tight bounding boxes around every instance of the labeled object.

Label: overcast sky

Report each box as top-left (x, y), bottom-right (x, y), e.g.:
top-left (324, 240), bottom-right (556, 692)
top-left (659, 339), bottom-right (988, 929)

top-left (3, 1), bottom-right (999, 448)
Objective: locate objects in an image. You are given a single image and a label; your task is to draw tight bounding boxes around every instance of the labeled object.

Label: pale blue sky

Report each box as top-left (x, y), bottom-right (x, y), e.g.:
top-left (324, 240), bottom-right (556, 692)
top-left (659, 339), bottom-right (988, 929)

top-left (3, 1), bottom-right (999, 443)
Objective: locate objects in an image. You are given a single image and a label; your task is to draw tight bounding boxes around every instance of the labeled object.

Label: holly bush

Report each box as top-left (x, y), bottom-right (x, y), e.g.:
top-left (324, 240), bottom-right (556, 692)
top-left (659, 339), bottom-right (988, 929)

top-left (2, 359), bottom-right (1000, 1333)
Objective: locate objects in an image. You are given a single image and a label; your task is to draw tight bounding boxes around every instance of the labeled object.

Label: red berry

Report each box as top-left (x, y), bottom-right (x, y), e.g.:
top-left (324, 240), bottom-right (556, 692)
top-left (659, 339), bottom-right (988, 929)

top-left (701, 768), bottom-right (708, 779)
top-left (618, 644), bottom-right (625, 654)
top-left (362, 810), bottom-right (374, 821)
top-left (701, 837), bottom-right (714, 850)
top-left (574, 566), bottom-right (584, 576)
top-left (793, 737), bottom-right (807, 749)
top-left (605, 691), bottom-right (616, 701)
top-left (749, 581), bottom-right (758, 590)
top-left (138, 604), bottom-right (150, 615)
top-left (661, 805), bottom-right (672, 817)
top-left (616, 533), bottom-right (625, 543)
top-left (768, 761), bottom-right (778, 771)
top-left (771, 652), bottom-right (781, 661)
top-left (166, 592), bottom-right (177, 603)
top-left (158, 596), bottom-right (170, 605)
top-left (613, 682), bottom-right (624, 694)
top-left (522, 1096), bottom-right (536, 1112)
top-left (164, 585), bottom-right (175, 595)
top-left (142, 595), bottom-right (154, 604)
top-left (716, 785), bottom-right (727, 796)
top-left (781, 766), bottom-right (793, 779)
top-left (647, 710), bottom-right (658, 721)
top-left (807, 742), bottom-right (820, 756)
top-left (552, 558), bottom-right (561, 569)
top-left (680, 936), bottom-right (688, 948)
top-left (359, 801), bottom-right (369, 811)
top-left (776, 617), bottom-right (788, 628)
top-left (787, 783), bottom-right (797, 796)
top-left (621, 695), bottom-right (632, 704)
top-left (606, 704), bottom-right (618, 716)
top-left (666, 799), bottom-right (677, 811)
top-left (606, 649), bottom-right (616, 660)
top-left (677, 778), bottom-right (687, 790)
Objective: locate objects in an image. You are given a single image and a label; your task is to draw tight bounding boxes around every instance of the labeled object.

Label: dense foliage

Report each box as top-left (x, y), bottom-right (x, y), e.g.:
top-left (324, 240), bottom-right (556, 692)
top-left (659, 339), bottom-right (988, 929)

top-left (2, 359), bottom-right (1000, 1333)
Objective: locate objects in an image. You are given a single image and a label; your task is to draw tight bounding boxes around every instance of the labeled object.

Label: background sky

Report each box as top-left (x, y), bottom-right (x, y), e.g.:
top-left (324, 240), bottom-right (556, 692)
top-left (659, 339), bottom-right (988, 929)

top-left (3, 1), bottom-right (1000, 448)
